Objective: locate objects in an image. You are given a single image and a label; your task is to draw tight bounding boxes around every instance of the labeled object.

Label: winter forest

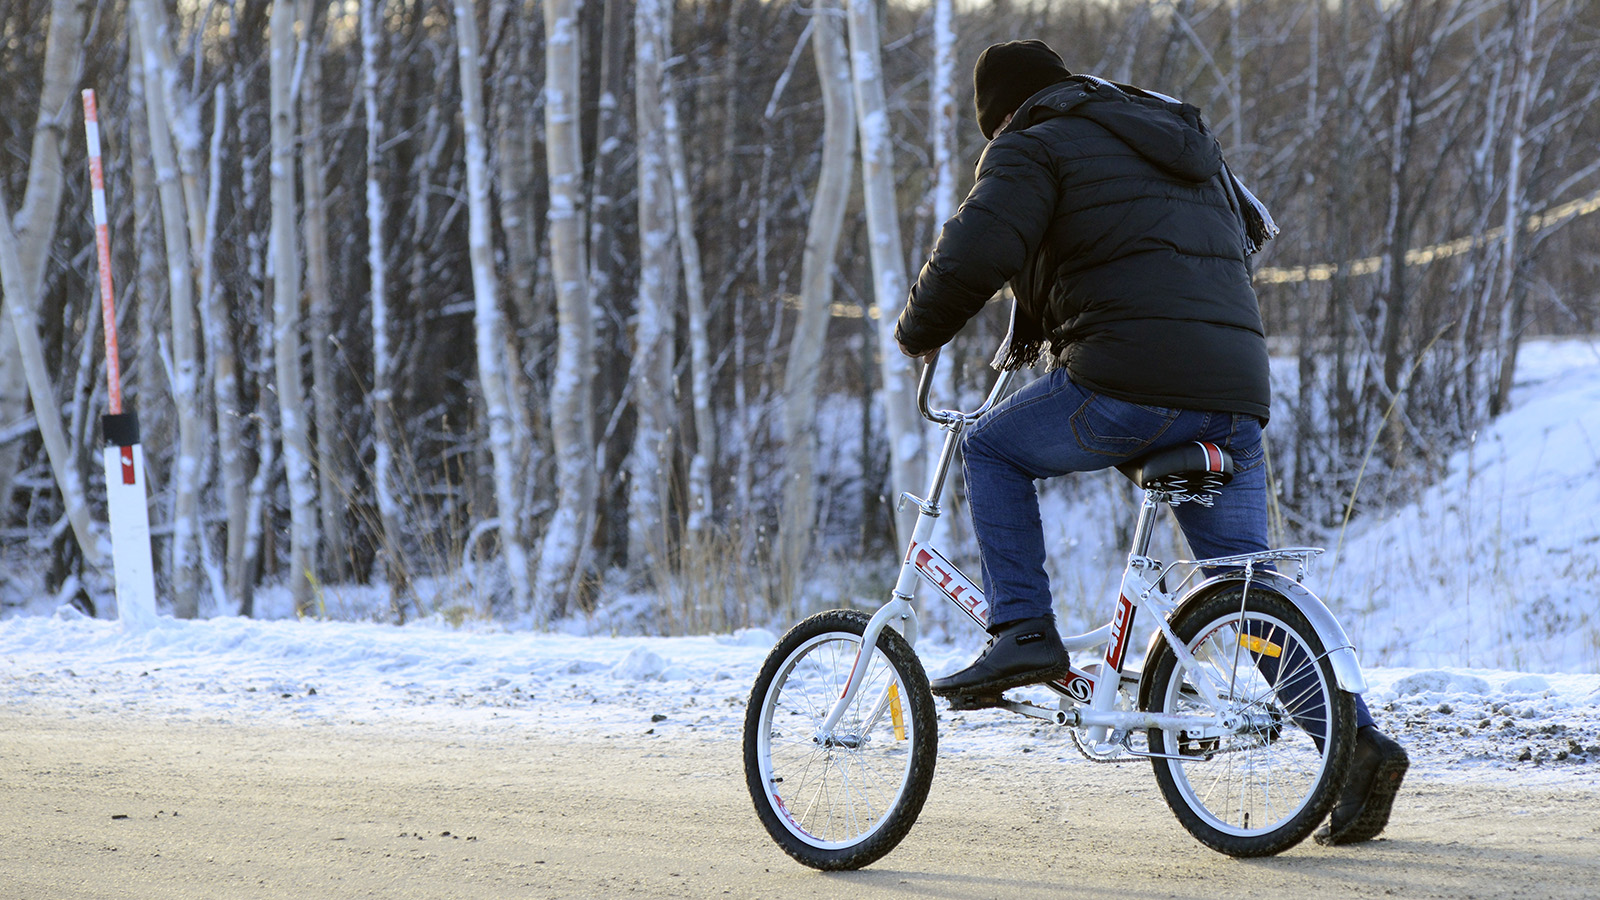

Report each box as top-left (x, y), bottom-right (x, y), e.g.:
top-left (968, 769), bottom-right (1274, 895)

top-left (1, 0), bottom-right (1597, 631)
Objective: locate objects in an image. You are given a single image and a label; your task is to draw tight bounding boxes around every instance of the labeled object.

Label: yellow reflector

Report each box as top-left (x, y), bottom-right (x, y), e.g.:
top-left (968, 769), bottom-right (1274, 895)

top-left (888, 682), bottom-right (906, 740)
top-left (1240, 633), bottom-right (1283, 658)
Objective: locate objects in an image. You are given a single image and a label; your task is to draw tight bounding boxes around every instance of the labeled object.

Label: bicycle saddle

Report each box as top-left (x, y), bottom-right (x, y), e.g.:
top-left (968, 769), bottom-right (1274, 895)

top-left (1118, 441), bottom-right (1235, 494)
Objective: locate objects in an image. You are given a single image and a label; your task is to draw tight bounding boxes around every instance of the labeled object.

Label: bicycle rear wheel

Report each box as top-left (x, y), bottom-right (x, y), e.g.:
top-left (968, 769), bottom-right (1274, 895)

top-left (1144, 587), bottom-right (1356, 857)
top-left (743, 609), bottom-right (937, 870)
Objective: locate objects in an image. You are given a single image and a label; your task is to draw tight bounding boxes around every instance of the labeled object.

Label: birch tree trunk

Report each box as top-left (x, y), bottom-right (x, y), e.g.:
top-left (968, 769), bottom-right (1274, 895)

top-left (930, 0), bottom-right (958, 229)
top-left (131, 0), bottom-right (205, 614)
top-left (0, 323), bottom-right (24, 523)
top-left (0, 0), bottom-right (104, 573)
top-left (128, 27), bottom-right (170, 521)
top-left (845, 0), bottom-right (923, 547)
top-left (1489, 0), bottom-right (1538, 416)
top-left (926, 0), bottom-right (968, 558)
top-left (659, 18), bottom-right (714, 536)
top-left (586, 0), bottom-right (634, 570)
top-left (300, 32), bottom-right (348, 580)
top-left (241, 299), bottom-right (280, 618)
top-left (535, 0), bottom-right (598, 618)
top-left (778, 9), bottom-right (854, 609)
top-left (491, 0), bottom-right (543, 520)
top-left (232, 57), bottom-right (269, 618)
top-left (202, 83), bottom-right (248, 610)
top-left (270, 0), bottom-right (318, 616)
top-left (628, 0), bottom-right (679, 578)
top-left (454, 0), bottom-right (535, 612)
top-left (0, 213), bottom-right (105, 568)
top-left (360, 0), bottom-right (409, 613)
top-left (142, 0), bottom-right (207, 264)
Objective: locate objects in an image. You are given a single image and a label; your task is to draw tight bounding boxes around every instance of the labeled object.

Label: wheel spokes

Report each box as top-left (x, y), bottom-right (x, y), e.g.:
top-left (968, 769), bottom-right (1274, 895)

top-left (765, 636), bottom-right (909, 845)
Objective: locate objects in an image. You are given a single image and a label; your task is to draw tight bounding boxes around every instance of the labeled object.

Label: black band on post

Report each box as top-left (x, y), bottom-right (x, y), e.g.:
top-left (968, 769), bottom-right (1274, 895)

top-left (102, 412), bottom-right (141, 447)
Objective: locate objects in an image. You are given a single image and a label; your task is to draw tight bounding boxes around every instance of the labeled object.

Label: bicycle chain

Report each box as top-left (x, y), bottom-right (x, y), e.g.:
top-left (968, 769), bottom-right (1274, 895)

top-left (1067, 722), bottom-right (1275, 763)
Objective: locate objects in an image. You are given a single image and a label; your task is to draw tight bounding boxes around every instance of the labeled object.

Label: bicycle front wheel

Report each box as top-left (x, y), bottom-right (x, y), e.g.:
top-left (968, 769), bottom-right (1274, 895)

top-left (1145, 587), bottom-right (1356, 857)
top-left (742, 609), bottom-right (937, 870)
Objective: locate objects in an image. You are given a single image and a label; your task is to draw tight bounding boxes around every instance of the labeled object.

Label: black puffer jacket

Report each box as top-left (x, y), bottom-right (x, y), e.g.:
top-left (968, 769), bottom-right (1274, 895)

top-left (895, 76), bottom-right (1271, 421)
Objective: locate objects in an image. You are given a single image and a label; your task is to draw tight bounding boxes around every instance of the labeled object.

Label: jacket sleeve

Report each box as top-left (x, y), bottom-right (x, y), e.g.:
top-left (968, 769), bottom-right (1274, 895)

top-left (894, 132), bottom-right (1058, 355)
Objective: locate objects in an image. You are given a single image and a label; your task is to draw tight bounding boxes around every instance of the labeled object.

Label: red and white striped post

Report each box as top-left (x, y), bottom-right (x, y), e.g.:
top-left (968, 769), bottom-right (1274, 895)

top-left (84, 89), bottom-right (158, 625)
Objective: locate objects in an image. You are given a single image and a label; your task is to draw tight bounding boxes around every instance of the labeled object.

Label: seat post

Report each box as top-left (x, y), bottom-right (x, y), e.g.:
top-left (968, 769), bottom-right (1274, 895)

top-left (1128, 492), bottom-right (1164, 560)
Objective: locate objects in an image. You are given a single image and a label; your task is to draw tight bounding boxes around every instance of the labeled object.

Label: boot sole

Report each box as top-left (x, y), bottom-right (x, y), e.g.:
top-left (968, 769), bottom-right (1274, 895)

top-left (1314, 751), bottom-right (1409, 846)
top-left (930, 663), bottom-right (1073, 703)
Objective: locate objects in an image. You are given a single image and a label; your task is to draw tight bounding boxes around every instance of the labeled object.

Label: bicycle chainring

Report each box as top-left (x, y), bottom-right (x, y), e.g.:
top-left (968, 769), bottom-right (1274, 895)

top-left (1069, 726), bottom-right (1130, 762)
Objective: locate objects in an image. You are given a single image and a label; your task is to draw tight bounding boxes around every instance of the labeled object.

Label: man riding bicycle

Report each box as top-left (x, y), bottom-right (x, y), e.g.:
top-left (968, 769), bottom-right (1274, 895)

top-left (893, 38), bottom-right (1407, 846)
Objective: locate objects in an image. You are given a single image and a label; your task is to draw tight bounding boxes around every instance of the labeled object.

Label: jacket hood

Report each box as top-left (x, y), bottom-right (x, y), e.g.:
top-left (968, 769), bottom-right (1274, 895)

top-left (1008, 77), bottom-right (1223, 183)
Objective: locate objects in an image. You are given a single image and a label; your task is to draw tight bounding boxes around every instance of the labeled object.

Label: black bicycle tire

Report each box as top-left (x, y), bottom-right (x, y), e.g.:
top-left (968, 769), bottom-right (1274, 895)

top-left (1145, 587), bottom-right (1356, 857)
top-left (742, 609), bottom-right (938, 870)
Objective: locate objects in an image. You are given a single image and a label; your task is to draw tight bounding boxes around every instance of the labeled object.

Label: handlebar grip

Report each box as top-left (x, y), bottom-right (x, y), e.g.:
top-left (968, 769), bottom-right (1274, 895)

top-left (915, 348), bottom-right (942, 422)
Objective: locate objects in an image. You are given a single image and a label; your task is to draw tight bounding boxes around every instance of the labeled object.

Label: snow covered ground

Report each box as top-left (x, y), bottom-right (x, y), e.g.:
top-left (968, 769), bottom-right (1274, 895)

top-left (1, 609), bottom-right (1597, 787)
top-left (2, 339), bottom-right (1598, 785)
top-left (1322, 339), bottom-right (1600, 673)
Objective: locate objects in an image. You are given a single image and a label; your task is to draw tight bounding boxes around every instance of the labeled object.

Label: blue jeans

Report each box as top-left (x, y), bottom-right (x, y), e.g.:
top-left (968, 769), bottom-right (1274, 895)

top-left (963, 369), bottom-right (1269, 623)
top-left (961, 369), bottom-right (1373, 728)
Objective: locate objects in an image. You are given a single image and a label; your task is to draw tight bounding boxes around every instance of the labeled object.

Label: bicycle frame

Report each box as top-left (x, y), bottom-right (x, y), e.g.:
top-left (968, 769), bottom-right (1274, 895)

top-left (815, 350), bottom-right (1366, 758)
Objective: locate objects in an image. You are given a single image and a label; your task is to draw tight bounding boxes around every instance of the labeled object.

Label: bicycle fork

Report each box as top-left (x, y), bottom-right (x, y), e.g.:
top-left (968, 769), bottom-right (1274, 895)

top-left (814, 416), bottom-right (969, 745)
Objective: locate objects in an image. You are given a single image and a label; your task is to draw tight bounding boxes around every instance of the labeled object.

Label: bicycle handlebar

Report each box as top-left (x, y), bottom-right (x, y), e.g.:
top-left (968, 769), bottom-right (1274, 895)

top-left (915, 346), bottom-right (1016, 426)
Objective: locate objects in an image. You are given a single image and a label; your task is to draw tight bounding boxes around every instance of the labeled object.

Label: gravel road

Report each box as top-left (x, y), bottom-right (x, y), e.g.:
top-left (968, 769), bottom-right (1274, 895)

top-left (3, 708), bottom-right (1597, 899)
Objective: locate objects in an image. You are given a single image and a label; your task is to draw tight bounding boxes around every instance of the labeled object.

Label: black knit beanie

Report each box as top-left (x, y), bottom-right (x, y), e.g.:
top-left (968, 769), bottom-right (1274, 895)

top-left (973, 40), bottom-right (1073, 139)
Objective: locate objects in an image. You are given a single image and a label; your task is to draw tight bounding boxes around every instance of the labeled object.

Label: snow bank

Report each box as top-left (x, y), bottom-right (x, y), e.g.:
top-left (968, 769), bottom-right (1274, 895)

top-left (1, 611), bottom-right (1595, 784)
top-left (1323, 338), bottom-right (1600, 673)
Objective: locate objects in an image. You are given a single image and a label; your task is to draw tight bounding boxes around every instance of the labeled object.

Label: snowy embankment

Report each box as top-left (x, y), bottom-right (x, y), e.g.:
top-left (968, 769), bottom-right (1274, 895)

top-left (1323, 339), bottom-right (1600, 672)
top-left (1, 610), bottom-right (1596, 785)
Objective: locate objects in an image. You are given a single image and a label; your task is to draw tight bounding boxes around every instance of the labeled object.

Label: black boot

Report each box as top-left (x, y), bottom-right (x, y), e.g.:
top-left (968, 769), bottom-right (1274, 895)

top-left (1315, 724), bottom-right (1409, 846)
top-left (930, 616), bottom-right (1070, 709)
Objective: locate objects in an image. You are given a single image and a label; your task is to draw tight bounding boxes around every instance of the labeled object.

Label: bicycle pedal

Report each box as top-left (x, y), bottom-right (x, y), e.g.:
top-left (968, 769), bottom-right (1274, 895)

top-left (946, 693), bottom-right (1006, 711)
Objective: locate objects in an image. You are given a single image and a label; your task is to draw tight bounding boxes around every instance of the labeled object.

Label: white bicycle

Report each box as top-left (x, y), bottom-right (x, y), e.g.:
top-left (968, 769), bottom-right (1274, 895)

top-left (743, 347), bottom-right (1368, 869)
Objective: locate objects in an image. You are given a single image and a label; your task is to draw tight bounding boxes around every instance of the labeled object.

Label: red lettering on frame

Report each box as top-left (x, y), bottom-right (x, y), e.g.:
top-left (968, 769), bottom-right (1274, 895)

top-left (913, 546), bottom-right (990, 625)
top-left (949, 584), bottom-right (979, 614)
top-left (1105, 594), bottom-right (1136, 672)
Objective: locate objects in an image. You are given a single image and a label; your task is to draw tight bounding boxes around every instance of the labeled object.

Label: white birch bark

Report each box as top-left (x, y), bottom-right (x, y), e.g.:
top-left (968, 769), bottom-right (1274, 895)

top-left (454, 0), bottom-right (535, 611)
top-left (301, 38), bottom-right (348, 580)
top-left (1487, 0), bottom-right (1537, 413)
top-left (495, 9), bottom-right (543, 333)
top-left (127, 28), bottom-right (170, 500)
top-left (131, 0), bottom-right (205, 614)
top-left (925, 0), bottom-right (967, 560)
top-left (0, 324), bottom-right (24, 522)
top-left (202, 84), bottom-right (248, 610)
top-left (360, 0), bottom-right (408, 611)
top-left (0, 213), bottom-right (105, 573)
top-left (241, 300), bottom-right (280, 617)
top-left (140, 0), bottom-right (206, 262)
top-left (232, 66), bottom-right (269, 618)
top-left (844, 0), bottom-right (923, 547)
top-left (270, 0), bottom-right (318, 615)
top-left (779, 9), bottom-right (855, 606)
top-left (535, 0), bottom-right (598, 618)
top-left (0, 0), bottom-right (104, 572)
top-left (488, 0), bottom-right (538, 503)
top-left (659, 17), bottom-right (714, 535)
top-left (930, 0), bottom-right (958, 228)
top-left (628, 0), bottom-right (679, 576)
